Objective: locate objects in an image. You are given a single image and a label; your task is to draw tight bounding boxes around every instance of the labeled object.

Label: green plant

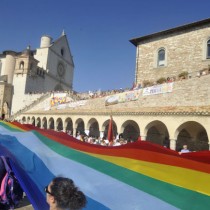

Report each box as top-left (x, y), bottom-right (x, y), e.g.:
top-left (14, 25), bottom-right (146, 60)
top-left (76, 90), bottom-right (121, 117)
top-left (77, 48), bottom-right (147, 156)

top-left (178, 71), bottom-right (188, 78)
top-left (156, 77), bottom-right (166, 84)
top-left (142, 80), bottom-right (152, 87)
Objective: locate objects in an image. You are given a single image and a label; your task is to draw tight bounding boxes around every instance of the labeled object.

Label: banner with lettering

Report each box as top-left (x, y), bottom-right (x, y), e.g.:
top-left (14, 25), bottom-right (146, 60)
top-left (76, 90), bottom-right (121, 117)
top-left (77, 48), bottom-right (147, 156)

top-left (142, 83), bottom-right (174, 96)
top-left (105, 90), bottom-right (141, 106)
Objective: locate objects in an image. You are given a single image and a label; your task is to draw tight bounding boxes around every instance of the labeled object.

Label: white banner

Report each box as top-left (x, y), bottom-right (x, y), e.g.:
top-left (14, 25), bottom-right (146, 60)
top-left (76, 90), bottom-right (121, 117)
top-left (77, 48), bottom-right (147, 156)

top-left (68, 100), bottom-right (87, 108)
top-left (142, 82), bottom-right (174, 96)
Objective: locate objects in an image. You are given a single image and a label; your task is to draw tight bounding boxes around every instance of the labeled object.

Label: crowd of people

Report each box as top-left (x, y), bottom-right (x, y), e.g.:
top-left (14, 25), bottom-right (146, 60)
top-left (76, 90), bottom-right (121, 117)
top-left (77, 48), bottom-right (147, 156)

top-left (74, 132), bottom-right (134, 146)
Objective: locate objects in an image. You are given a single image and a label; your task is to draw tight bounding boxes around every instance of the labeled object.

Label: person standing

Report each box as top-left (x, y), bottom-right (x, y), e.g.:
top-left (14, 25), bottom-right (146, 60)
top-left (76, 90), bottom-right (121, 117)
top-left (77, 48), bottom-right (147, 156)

top-left (179, 144), bottom-right (190, 154)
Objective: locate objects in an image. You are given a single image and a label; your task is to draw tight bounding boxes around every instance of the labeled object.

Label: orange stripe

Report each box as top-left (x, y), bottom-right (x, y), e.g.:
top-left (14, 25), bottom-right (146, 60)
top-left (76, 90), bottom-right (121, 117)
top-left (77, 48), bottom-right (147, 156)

top-left (10, 122), bottom-right (210, 174)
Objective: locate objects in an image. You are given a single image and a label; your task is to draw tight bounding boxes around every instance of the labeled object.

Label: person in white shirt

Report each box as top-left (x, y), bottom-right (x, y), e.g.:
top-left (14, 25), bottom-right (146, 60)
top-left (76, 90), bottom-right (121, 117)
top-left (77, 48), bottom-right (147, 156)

top-left (179, 144), bottom-right (190, 154)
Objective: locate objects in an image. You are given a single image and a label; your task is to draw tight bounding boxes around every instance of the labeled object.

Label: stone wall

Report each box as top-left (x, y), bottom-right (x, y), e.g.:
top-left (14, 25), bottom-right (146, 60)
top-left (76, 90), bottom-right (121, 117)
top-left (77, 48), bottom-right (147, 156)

top-left (25, 74), bottom-right (210, 115)
top-left (135, 24), bottom-right (210, 85)
top-left (62, 74), bottom-right (210, 111)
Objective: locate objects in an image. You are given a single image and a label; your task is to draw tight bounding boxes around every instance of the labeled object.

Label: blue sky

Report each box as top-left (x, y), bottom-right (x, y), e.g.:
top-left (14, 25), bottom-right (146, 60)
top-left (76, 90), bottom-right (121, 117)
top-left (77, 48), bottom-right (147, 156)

top-left (0, 0), bottom-right (210, 92)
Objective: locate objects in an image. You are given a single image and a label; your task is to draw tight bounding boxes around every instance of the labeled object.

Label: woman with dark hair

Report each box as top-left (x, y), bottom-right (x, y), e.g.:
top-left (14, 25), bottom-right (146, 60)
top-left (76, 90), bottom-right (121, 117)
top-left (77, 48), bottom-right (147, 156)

top-left (45, 177), bottom-right (87, 210)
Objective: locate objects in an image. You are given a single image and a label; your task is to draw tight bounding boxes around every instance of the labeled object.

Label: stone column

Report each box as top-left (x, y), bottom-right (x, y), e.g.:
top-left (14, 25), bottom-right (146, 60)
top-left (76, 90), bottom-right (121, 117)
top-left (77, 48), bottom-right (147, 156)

top-left (100, 131), bottom-right (104, 138)
top-left (140, 136), bottom-right (146, 141)
top-left (170, 139), bottom-right (177, 151)
top-left (73, 128), bottom-right (77, 137)
top-left (40, 122), bottom-right (43, 129)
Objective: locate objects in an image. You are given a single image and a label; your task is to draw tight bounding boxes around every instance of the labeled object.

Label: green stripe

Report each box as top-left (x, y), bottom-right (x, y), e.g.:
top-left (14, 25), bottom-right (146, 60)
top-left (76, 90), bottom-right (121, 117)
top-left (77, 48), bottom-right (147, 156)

top-left (34, 131), bottom-right (210, 210)
top-left (0, 122), bottom-right (23, 132)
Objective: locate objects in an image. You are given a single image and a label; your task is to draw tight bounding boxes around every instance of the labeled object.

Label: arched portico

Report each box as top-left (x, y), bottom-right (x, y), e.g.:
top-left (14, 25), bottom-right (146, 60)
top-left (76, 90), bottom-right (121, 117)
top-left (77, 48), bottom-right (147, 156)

top-left (17, 113), bottom-right (210, 152)
top-left (56, 118), bottom-right (63, 131)
top-left (31, 116), bottom-right (35, 126)
top-left (48, 117), bottom-right (55, 130)
top-left (2, 102), bottom-right (9, 120)
top-left (36, 117), bottom-right (41, 128)
top-left (87, 118), bottom-right (100, 137)
top-left (22, 116), bottom-right (26, 124)
top-left (27, 116), bottom-right (30, 124)
top-left (75, 118), bottom-right (85, 136)
top-left (145, 120), bottom-right (169, 146)
top-left (102, 119), bottom-right (118, 139)
top-left (42, 117), bottom-right (47, 129)
top-left (175, 121), bottom-right (209, 151)
top-left (120, 120), bottom-right (140, 142)
top-left (65, 117), bottom-right (73, 135)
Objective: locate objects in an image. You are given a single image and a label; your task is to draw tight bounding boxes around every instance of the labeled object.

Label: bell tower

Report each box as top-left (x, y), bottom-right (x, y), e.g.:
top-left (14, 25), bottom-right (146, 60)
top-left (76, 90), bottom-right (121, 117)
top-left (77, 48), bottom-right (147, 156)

top-left (15, 46), bottom-right (38, 76)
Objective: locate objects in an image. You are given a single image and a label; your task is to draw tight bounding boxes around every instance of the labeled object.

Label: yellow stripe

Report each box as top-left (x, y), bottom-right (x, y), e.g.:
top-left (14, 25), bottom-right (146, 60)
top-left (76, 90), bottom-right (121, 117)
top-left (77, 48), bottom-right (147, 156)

top-left (1, 121), bottom-right (25, 132)
top-left (84, 152), bottom-right (210, 196)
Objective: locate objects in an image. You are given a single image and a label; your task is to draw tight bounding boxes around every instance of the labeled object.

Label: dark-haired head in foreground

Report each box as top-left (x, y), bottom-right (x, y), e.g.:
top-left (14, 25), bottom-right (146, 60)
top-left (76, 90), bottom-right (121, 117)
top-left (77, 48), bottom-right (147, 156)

top-left (45, 177), bottom-right (87, 210)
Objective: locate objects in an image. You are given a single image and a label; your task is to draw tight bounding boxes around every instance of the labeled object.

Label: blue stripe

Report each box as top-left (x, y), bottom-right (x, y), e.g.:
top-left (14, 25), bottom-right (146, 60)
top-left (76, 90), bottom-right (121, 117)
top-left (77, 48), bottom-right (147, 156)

top-left (0, 125), bottom-right (179, 210)
top-left (13, 130), bottom-right (178, 210)
top-left (0, 133), bottom-right (109, 210)
top-left (0, 141), bottom-right (49, 210)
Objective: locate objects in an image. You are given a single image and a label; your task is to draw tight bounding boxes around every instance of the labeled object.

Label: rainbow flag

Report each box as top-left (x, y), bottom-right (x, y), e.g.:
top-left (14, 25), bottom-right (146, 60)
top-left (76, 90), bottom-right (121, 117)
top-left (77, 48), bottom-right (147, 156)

top-left (0, 121), bottom-right (210, 209)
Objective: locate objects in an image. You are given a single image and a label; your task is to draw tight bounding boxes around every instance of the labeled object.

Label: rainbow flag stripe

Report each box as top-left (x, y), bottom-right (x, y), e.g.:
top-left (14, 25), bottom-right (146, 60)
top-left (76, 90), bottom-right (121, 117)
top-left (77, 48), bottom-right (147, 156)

top-left (0, 121), bottom-right (210, 210)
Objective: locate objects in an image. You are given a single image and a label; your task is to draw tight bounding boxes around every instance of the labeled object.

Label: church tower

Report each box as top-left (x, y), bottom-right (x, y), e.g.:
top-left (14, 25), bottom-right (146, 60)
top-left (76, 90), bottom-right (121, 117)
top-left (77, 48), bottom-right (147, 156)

top-left (0, 32), bottom-right (75, 116)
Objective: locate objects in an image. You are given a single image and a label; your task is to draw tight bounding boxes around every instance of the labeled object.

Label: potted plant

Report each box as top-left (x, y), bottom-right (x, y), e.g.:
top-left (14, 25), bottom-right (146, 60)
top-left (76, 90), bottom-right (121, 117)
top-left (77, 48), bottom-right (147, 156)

top-left (156, 77), bottom-right (166, 84)
top-left (178, 71), bottom-right (188, 79)
top-left (142, 80), bottom-right (152, 87)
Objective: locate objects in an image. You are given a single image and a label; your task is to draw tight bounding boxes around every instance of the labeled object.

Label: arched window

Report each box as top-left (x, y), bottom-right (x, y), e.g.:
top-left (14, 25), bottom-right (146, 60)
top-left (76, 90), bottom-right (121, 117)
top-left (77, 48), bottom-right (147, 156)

top-left (157, 48), bottom-right (165, 67)
top-left (207, 40), bottom-right (210, 59)
top-left (19, 61), bottom-right (24, 70)
top-left (61, 48), bottom-right (64, 56)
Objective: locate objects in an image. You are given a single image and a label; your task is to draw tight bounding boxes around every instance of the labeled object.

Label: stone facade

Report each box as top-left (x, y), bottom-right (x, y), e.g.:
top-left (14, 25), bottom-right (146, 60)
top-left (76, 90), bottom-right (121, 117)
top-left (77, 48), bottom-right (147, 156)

top-left (0, 32), bottom-right (74, 116)
top-left (130, 18), bottom-right (210, 86)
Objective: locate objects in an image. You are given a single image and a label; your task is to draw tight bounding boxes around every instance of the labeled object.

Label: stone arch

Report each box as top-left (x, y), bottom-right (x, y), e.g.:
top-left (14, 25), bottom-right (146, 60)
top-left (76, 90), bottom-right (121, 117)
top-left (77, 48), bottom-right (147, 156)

top-left (2, 102), bottom-right (9, 120)
top-left (27, 116), bottom-right (30, 124)
top-left (120, 120), bottom-right (140, 142)
top-left (19, 61), bottom-right (24, 70)
top-left (36, 117), bottom-right (41, 128)
top-left (64, 117), bottom-right (73, 135)
top-left (42, 117), bottom-right (47, 129)
top-left (22, 116), bottom-right (26, 124)
top-left (175, 121), bottom-right (209, 152)
top-left (145, 120), bottom-right (169, 146)
top-left (31, 116), bottom-right (35, 126)
top-left (48, 117), bottom-right (55, 130)
top-left (102, 119), bottom-right (117, 139)
top-left (87, 118), bottom-right (100, 138)
top-left (75, 118), bottom-right (85, 135)
top-left (56, 118), bottom-right (63, 131)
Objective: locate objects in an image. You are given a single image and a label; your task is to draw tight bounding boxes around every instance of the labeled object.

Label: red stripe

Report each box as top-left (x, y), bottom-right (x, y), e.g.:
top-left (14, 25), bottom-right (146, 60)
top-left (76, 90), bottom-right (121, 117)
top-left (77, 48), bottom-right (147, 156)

top-left (11, 122), bottom-right (210, 174)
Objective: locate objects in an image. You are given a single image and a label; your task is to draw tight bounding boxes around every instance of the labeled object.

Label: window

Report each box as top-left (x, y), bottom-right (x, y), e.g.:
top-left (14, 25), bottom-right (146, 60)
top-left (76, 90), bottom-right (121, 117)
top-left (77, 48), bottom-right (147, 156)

top-left (207, 40), bottom-right (210, 59)
top-left (19, 61), bottom-right (24, 70)
top-left (61, 48), bottom-right (64, 56)
top-left (157, 48), bottom-right (165, 67)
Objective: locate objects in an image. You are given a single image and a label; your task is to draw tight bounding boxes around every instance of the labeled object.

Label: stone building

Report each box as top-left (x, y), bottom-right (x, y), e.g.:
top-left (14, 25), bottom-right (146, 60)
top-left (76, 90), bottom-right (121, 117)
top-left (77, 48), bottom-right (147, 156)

top-left (130, 18), bottom-right (210, 86)
top-left (8, 18), bottom-right (210, 151)
top-left (0, 31), bottom-right (74, 118)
